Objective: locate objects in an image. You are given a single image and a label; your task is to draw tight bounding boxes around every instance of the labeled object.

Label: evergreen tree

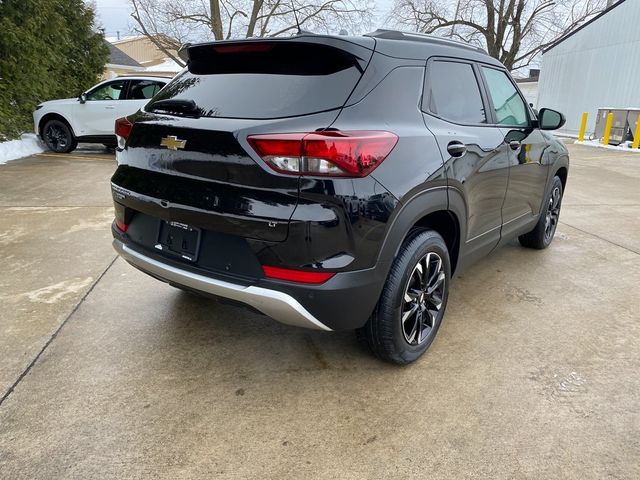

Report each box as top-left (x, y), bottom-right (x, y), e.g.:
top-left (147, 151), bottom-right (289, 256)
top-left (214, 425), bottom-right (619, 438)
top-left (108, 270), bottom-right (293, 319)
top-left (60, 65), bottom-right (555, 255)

top-left (0, 0), bottom-right (109, 140)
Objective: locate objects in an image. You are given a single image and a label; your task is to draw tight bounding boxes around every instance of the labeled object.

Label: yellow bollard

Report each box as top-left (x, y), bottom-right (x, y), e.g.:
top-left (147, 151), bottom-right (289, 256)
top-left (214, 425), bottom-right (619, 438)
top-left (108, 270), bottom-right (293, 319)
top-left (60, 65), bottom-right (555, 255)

top-left (602, 112), bottom-right (614, 146)
top-left (577, 112), bottom-right (588, 142)
top-left (633, 117), bottom-right (640, 150)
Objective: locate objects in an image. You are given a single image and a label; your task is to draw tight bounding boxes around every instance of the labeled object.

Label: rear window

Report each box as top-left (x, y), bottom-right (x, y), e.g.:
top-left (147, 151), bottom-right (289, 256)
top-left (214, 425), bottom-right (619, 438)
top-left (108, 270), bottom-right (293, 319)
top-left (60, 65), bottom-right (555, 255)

top-left (147, 42), bottom-right (368, 119)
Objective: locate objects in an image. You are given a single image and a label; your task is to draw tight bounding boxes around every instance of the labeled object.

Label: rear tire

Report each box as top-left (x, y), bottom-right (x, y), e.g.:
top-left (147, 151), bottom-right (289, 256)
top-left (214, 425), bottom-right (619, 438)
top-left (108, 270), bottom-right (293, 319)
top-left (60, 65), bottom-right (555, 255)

top-left (42, 119), bottom-right (77, 153)
top-left (519, 176), bottom-right (563, 249)
top-left (357, 229), bottom-right (450, 365)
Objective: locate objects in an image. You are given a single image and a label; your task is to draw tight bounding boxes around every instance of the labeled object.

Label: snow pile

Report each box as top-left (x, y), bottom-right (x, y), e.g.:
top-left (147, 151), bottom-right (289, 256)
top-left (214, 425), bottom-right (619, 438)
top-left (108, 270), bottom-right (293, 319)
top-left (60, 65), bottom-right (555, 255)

top-left (0, 133), bottom-right (45, 164)
top-left (106, 35), bottom-right (142, 43)
top-left (575, 139), bottom-right (640, 153)
top-left (145, 58), bottom-right (183, 74)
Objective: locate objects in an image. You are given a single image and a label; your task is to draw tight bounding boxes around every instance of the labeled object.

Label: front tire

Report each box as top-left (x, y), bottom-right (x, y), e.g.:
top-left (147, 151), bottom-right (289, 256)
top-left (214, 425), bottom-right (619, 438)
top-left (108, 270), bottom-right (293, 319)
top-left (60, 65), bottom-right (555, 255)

top-left (519, 176), bottom-right (563, 249)
top-left (42, 119), bottom-right (77, 153)
top-left (357, 229), bottom-right (450, 365)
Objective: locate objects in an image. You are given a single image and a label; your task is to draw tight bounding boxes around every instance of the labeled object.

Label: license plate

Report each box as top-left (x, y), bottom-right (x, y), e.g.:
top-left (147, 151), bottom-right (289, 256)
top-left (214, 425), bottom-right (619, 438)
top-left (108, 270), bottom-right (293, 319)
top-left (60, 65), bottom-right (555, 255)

top-left (156, 221), bottom-right (201, 262)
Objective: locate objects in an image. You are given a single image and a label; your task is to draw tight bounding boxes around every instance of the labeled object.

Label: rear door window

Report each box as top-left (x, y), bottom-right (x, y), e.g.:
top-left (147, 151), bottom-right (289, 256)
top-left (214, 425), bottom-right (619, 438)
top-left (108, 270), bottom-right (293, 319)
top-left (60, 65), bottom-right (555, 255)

top-left (147, 42), bottom-right (370, 119)
top-left (424, 61), bottom-right (486, 124)
top-left (127, 80), bottom-right (165, 100)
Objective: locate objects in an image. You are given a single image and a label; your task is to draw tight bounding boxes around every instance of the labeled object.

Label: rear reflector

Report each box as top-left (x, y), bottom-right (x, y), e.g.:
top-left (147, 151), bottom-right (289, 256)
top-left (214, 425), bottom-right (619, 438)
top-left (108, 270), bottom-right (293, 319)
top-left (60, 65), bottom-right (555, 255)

top-left (115, 117), bottom-right (133, 149)
top-left (247, 130), bottom-right (398, 177)
top-left (262, 265), bottom-right (335, 284)
top-left (115, 219), bottom-right (128, 233)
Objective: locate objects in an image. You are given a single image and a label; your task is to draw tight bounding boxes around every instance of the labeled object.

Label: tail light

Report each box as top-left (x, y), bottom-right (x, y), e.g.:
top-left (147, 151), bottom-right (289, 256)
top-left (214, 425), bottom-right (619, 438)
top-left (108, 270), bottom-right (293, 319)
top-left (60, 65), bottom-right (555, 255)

top-left (114, 219), bottom-right (128, 233)
top-left (115, 116), bottom-right (133, 149)
top-left (247, 130), bottom-right (398, 177)
top-left (113, 202), bottom-right (131, 233)
top-left (262, 266), bottom-right (335, 284)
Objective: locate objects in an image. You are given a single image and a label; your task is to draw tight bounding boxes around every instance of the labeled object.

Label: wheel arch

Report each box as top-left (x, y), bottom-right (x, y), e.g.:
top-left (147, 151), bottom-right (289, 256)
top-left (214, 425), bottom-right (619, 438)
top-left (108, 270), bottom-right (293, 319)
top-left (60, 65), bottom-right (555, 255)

top-left (412, 209), bottom-right (461, 274)
top-left (38, 113), bottom-right (75, 138)
top-left (549, 150), bottom-right (569, 189)
top-left (555, 165), bottom-right (568, 190)
top-left (378, 187), bottom-right (465, 275)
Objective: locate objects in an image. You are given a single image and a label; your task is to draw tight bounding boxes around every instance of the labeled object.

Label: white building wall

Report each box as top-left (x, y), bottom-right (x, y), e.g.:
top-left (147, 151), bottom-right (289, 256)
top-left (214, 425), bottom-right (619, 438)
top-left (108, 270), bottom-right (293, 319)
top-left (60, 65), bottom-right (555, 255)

top-left (517, 82), bottom-right (538, 107)
top-left (537, 0), bottom-right (640, 136)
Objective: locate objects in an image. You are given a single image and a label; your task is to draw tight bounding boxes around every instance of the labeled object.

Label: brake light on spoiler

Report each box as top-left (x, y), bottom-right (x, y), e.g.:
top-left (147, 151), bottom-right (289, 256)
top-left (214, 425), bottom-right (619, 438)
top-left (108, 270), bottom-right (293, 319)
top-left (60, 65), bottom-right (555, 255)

top-left (247, 130), bottom-right (398, 177)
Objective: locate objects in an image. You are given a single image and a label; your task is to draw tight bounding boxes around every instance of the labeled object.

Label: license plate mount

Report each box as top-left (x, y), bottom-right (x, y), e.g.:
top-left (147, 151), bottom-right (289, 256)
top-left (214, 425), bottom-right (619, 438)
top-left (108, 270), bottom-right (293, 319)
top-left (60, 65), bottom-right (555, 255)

top-left (156, 221), bottom-right (201, 262)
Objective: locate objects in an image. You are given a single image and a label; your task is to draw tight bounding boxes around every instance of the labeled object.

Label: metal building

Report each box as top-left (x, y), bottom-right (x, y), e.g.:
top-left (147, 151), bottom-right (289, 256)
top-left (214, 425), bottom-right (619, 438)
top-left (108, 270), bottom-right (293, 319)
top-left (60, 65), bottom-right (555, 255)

top-left (537, 0), bottom-right (640, 137)
top-left (515, 69), bottom-right (539, 107)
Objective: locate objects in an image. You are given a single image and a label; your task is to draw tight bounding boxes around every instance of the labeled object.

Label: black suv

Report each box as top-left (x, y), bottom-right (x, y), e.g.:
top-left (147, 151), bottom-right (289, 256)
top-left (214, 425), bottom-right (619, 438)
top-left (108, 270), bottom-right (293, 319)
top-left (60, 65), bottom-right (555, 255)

top-left (111, 30), bottom-right (568, 364)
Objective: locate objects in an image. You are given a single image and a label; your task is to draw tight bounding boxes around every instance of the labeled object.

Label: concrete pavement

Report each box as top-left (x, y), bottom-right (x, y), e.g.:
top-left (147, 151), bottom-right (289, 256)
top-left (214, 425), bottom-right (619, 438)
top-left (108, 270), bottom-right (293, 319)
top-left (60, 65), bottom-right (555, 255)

top-left (0, 144), bottom-right (639, 479)
top-left (0, 150), bottom-right (117, 399)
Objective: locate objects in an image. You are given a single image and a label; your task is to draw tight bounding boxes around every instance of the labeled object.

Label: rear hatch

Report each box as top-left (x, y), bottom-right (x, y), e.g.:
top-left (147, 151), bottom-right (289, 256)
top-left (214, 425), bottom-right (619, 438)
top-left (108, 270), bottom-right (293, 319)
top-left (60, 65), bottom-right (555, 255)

top-left (112, 36), bottom-right (374, 242)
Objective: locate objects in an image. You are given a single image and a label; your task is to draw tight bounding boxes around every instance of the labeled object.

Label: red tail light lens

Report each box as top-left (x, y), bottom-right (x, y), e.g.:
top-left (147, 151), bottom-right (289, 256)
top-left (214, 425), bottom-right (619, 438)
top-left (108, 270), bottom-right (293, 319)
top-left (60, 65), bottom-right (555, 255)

top-left (247, 130), bottom-right (398, 177)
top-left (115, 219), bottom-right (128, 233)
top-left (115, 117), bottom-right (133, 149)
top-left (262, 266), bottom-right (335, 284)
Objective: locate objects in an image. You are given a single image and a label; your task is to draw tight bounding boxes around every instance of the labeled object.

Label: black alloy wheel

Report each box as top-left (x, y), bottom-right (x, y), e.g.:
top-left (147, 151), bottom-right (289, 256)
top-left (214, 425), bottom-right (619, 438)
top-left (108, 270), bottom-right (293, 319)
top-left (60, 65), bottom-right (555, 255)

top-left (519, 175), bottom-right (564, 249)
top-left (357, 229), bottom-right (450, 364)
top-left (43, 119), bottom-right (77, 153)
top-left (544, 183), bottom-right (562, 244)
top-left (401, 251), bottom-right (445, 346)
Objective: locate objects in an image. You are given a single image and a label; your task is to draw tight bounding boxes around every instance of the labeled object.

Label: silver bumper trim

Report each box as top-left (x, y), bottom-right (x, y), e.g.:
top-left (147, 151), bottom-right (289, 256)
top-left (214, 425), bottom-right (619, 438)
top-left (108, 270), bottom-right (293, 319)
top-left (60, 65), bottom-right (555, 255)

top-left (113, 239), bottom-right (332, 331)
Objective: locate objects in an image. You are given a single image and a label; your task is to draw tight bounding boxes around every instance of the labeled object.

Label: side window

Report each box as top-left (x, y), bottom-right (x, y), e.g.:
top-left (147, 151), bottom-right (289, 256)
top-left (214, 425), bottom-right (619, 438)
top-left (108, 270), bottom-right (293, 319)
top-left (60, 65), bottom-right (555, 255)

top-left (425, 61), bottom-right (486, 124)
top-left (127, 80), bottom-right (164, 100)
top-left (481, 67), bottom-right (529, 127)
top-left (86, 80), bottom-right (127, 101)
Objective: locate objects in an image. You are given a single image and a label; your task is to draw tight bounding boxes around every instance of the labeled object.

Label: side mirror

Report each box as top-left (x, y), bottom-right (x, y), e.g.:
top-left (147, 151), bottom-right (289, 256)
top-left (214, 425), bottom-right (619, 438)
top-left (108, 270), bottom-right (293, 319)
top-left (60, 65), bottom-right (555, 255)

top-left (79, 93), bottom-right (87, 104)
top-left (538, 108), bottom-right (565, 130)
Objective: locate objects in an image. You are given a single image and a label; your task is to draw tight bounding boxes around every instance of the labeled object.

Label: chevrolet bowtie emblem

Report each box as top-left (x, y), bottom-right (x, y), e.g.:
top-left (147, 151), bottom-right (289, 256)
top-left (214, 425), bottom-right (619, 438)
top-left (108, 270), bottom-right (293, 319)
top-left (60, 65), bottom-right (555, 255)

top-left (160, 135), bottom-right (187, 151)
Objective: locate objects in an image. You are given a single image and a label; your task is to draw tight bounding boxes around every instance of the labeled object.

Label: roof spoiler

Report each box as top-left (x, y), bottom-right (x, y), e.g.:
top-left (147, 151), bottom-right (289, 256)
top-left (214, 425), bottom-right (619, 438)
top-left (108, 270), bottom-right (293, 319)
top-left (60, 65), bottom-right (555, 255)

top-left (177, 33), bottom-right (371, 65)
top-left (178, 43), bottom-right (191, 63)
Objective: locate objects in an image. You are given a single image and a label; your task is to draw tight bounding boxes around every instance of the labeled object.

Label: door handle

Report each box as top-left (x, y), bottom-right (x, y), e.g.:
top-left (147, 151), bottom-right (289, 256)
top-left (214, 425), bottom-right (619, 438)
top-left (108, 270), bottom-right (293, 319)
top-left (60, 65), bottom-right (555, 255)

top-left (447, 141), bottom-right (467, 158)
top-left (509, 140), bottom-right (521, 150)
top-left (105, 106), bottom-right (116, 110)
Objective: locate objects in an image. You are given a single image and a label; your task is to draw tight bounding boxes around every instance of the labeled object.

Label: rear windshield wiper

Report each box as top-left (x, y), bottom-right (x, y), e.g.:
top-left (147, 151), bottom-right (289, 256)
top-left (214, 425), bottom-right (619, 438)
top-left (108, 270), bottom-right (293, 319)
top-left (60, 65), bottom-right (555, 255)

top-left (148, 99), bottom-right (201, 118)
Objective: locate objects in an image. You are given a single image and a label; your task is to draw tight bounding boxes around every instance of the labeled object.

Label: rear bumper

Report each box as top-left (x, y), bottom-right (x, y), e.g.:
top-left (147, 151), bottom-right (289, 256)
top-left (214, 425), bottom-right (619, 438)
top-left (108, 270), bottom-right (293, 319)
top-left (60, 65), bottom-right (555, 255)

top-left (113, 239), bottom-right (332, 331)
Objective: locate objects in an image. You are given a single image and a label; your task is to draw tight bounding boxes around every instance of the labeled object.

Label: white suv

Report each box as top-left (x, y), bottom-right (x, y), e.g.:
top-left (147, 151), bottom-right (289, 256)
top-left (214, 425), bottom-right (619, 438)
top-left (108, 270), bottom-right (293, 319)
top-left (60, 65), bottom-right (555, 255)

top-left (33, 76), bottom-right (170, 153)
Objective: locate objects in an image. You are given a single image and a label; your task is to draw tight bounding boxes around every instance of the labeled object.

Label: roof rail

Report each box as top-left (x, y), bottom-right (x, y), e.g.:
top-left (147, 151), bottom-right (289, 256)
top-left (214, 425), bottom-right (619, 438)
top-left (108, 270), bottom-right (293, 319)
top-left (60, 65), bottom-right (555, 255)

top-left (116, 74), bottom-right (174, 79)
top-left (365, 29), bottom-right (487, 54)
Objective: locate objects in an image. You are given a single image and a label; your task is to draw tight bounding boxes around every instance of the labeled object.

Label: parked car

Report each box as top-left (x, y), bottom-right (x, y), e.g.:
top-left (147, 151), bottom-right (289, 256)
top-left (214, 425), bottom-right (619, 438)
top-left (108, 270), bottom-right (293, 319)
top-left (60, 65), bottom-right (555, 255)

top-left (33, 76), bottom-right (170, 153)
top-left (110, 31), bottom-right (569, 364)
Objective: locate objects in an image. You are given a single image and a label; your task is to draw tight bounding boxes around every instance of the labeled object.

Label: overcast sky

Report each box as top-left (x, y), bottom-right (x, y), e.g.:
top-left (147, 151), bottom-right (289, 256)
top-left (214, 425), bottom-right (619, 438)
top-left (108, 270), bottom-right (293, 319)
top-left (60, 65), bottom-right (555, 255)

top-left (92, 0), bottom-right (394, 39)
top-left (93, 0), bottom-right (133, 38)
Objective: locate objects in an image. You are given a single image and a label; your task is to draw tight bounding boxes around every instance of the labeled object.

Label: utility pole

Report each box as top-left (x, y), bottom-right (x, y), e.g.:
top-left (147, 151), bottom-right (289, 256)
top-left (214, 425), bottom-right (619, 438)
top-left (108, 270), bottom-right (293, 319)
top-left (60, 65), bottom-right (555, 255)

top-left (449, 0), bottom-right (462, 38)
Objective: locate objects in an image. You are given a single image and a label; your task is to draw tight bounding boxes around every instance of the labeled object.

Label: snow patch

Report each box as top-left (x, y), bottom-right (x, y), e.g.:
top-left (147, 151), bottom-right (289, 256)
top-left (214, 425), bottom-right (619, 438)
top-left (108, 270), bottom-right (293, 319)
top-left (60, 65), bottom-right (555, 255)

top-left (0, 134), bottom-right (45, 164)
top-left (575, 139), bottom-right (640, 153)
top-left (145, 58), bottom-right (183, 74)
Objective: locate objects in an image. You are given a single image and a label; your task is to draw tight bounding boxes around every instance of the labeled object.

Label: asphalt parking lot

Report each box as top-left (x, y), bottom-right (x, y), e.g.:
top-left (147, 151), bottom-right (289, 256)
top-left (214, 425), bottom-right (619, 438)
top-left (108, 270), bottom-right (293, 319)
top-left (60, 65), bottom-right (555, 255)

top-left (0, 144), bottom-right (639, 479)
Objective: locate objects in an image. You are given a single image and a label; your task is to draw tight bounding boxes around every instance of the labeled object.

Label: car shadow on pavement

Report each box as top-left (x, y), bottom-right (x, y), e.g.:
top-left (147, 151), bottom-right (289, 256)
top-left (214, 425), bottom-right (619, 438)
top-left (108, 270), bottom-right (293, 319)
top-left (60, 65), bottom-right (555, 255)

top-left (158, 289), bottom-right (388, 373)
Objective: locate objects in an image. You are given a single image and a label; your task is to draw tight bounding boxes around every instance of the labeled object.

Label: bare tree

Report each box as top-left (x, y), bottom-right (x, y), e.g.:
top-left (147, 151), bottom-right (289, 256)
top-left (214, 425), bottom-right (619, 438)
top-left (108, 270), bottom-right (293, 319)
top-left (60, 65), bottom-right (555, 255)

top-left (130, 0), bottom-right (374, 67)
top-left (390, 0), bottom-right (606, 70)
